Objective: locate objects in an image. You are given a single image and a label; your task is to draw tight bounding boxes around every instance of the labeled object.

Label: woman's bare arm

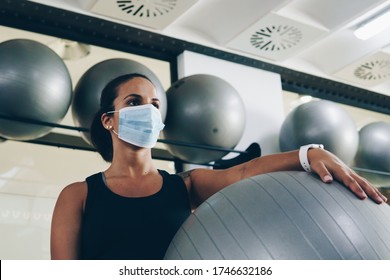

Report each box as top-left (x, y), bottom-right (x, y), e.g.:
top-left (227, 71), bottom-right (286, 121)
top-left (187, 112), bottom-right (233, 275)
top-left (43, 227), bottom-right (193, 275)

top-left (50, 182), bottom-right (86, 260)
top-left (181, 149), bottom-right (386, 207)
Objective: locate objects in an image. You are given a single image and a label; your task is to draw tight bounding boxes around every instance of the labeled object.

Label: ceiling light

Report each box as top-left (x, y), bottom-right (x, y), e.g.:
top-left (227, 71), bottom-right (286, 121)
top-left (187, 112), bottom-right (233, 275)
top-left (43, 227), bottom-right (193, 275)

top-left (354, 8), bottom-right (390, 40)
top-left (299, 95), bottom-right (313, 103)
top-left (49, 39), bottom-right (91, 60)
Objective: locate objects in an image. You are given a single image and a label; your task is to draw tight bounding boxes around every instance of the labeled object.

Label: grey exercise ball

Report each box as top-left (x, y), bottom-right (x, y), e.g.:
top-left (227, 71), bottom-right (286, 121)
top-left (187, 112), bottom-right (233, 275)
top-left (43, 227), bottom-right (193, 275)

top-left (279, 100), bottom-right (358, 165)
top-left (72, 58), bottom-right (167, 144)
top-left (165, 171), bottom-right (390, 260)
top-left (354, 121), bottom-right (390, 186)
top-left (0, 39), bottom-right (72, 140)
top-left (163, 74), bottom-right (246, 164)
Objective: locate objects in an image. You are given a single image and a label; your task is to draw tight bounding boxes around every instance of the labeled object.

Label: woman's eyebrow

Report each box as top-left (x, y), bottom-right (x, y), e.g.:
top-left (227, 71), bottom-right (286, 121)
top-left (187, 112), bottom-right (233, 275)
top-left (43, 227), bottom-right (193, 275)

top-left (122, 94), bottom-right (160, 102)
top-left (122, 93), bottom-right (141, 101)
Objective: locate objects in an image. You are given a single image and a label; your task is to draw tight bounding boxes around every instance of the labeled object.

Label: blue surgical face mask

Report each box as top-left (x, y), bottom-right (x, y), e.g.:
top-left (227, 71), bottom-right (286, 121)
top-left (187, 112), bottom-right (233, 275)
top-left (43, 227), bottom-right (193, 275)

top-left (108, 104), bottom-right (165, 148)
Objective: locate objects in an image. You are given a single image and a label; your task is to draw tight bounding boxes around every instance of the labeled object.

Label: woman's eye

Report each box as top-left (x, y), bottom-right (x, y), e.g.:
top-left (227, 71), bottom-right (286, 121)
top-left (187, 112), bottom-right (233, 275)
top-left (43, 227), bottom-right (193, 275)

top-left (152, 103), bottom-right (160, 109)
top-left (127, 100), bottom-right (139, 106)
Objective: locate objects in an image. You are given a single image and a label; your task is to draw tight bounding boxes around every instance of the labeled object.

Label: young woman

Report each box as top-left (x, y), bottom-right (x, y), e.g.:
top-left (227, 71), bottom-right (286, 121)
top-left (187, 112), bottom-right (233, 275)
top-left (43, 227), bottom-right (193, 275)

top-left (50, 73), bottom-right (386, 260)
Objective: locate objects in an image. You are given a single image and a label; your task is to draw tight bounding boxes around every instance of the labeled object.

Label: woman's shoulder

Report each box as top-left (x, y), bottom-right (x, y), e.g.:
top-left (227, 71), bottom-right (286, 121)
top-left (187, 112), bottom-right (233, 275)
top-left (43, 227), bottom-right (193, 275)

top-left (57, 180), bottom-right (88, 204)
top-left (159, 169), bottom-right (184, 183)
top-left (63, 180), bottom-right (87, 192)
top-left (158, 169), bottom-right (191, 194)
top-left (60, 172), bottom-right (104, 196)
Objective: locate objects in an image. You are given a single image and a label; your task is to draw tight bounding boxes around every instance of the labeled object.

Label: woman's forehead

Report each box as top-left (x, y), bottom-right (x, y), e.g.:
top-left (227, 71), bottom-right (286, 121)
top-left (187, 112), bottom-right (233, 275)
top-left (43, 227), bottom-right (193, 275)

top-left (116, 77), bottom-right (157, 98)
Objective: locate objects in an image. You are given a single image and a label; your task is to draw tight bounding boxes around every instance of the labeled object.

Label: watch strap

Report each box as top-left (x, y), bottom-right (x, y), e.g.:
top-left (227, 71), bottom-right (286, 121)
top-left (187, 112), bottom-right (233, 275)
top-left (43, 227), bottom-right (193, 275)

top-left (299, 144), bottom-right (324, 172)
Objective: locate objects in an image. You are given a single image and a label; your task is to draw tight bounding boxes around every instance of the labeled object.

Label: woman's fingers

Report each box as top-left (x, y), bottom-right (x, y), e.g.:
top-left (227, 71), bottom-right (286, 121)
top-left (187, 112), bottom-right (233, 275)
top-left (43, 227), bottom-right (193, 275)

top-left (310, 153), bottom-right (386, 204)
top-left (352, 173), bottom-right (387, 204)
top-left (311, 161), bottom-right (333, 183)
top-left (331, 167), bottom-right (385, 204)
top-left (334, 165), bottom-right (387, 204)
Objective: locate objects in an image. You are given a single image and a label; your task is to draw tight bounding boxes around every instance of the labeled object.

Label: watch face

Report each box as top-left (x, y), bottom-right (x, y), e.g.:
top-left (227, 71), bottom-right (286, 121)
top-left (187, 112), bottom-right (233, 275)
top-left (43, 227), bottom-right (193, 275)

top-left (116, 0), bottom-right (177, 17)
top-left (250, 25), bottom-right (302, 52)
top-left (309, 144), bottom-right (323, 149)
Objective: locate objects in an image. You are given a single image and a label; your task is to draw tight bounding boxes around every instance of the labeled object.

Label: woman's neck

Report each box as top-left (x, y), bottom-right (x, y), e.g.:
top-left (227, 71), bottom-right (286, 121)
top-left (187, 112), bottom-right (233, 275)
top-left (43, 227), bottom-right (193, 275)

top-left (107, 145), bottom-right (157, 178)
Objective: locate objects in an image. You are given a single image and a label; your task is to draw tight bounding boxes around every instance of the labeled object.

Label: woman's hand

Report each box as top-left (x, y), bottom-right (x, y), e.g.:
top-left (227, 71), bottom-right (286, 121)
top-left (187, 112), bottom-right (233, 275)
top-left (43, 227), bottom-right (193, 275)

top-left (308, 148), bottom-right (387, 204)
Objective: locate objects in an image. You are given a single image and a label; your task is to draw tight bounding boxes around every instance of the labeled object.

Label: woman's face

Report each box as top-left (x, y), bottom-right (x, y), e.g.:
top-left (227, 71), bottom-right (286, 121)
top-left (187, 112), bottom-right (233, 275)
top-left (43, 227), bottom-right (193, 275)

top-left (102, 77), bottom-right (162, 139)
top-left (113, 77), bottom-right (160, 111)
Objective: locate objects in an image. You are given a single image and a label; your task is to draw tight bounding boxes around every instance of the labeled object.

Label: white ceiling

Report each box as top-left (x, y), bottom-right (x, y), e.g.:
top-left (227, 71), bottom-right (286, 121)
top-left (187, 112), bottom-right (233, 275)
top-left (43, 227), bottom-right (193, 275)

top-left (27, 0), bottom-right (390, 96)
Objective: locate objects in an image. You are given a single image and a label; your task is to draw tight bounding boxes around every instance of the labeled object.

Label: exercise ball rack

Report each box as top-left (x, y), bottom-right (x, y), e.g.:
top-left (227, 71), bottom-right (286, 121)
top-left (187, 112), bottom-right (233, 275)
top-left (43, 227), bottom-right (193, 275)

top-left (0, 114), bottom-right (253, 167)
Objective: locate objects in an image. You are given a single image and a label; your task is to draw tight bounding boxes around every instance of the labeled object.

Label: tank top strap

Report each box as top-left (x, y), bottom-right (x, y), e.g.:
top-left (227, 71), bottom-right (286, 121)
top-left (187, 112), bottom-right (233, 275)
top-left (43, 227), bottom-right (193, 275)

top-left (157, 169), bottom-right (189, 202)
top-left (85, 172), bottom-right (106, 208)
top-left (86, 172), bottom-right (104, 186)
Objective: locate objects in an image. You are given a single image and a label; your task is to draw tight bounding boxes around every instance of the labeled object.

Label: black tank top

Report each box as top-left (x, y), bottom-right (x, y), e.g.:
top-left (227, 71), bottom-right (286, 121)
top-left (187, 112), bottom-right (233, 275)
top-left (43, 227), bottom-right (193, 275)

top-left (80, 170), bottom-right (191, 260)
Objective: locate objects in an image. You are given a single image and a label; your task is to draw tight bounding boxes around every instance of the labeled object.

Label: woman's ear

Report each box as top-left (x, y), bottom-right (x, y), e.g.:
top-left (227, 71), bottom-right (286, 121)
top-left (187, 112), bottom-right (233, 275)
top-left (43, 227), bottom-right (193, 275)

top-left (101, 113), bottom-right (113, 130)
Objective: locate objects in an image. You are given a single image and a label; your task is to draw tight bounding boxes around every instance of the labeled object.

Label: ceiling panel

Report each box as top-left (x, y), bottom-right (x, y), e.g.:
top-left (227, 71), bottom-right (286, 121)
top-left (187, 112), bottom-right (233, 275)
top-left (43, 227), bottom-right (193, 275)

top-left (162, 0), bottom-right (291, 44)
top-left (90, 0), bottom-right (198, 30)
top-left (333, 51), bottom-right (390, 86)
top-left (277, 0), bottom-right (388, 29)
top-left (226, 12), bottom-right (328, 61)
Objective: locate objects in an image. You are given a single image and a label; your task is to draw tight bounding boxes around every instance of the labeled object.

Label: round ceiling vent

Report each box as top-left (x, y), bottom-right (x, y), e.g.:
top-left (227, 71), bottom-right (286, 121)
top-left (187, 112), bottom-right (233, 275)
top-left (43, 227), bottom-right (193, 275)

top-left (116, 0), bottom-right (177, 18)
top-left (354, 59), bottom-right (390, 81)
top-left (250, 25), bottom-right (302, 52)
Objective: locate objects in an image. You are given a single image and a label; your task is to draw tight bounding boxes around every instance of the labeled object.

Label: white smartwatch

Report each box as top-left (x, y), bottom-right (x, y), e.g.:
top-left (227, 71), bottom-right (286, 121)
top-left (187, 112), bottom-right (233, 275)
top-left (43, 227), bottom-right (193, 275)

top-left (299, 144), bottom-right (324, 172)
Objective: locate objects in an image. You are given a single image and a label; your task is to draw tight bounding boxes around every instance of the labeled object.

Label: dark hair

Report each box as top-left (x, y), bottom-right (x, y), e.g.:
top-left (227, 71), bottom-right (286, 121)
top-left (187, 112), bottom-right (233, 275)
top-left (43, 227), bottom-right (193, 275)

top-left (90, 73), bottom-right (154, 162)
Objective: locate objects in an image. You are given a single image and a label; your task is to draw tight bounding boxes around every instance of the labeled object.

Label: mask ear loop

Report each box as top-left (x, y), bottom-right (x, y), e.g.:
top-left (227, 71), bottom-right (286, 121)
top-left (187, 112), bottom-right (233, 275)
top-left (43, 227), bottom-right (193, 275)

top-left (103, 110), bottom-right (119, 136)
top-left (105, 125), bottom-right (119, 136)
